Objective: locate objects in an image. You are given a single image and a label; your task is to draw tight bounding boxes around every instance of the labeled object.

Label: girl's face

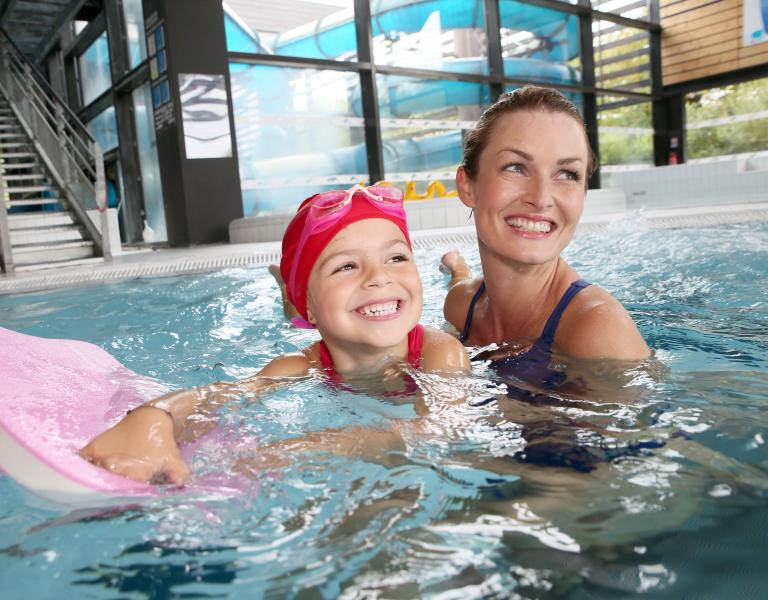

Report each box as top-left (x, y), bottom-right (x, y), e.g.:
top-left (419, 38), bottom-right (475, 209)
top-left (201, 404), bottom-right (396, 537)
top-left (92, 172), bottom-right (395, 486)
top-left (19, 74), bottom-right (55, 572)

top-left (457, 109), bottom-right (589, 267)
top-left (306, 218), bottom-right (423, 356)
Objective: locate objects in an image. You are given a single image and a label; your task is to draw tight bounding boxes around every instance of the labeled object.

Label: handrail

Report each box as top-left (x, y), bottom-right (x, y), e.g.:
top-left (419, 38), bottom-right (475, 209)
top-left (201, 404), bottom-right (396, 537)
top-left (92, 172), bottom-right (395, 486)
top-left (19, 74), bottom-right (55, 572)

top-left (0, 26), bottom-right (110, 260)
top-left (0, 28), bottom-right (94, 145)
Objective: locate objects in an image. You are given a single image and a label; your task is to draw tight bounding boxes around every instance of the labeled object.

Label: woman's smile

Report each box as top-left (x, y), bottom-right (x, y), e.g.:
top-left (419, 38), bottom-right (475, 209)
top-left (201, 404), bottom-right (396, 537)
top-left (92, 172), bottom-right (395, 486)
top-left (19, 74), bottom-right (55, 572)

top-left (505, 214), bottom-right (557, 237)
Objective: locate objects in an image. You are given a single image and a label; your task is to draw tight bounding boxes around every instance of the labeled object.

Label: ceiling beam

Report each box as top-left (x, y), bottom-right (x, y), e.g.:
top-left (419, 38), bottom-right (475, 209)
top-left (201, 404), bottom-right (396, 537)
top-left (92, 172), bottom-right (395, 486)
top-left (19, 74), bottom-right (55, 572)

top-left (0, 0), bottom-right (21, 27)
top-left (33, 0), bottom-right (89, 63)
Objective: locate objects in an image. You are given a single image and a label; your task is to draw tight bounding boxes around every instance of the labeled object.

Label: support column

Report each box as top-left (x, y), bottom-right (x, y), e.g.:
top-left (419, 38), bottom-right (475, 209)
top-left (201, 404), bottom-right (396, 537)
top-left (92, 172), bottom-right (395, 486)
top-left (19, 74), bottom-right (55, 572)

top-left (652, 93), bottom-right (685, 166)
top-left (105, 0), bottom-right (144, 242)
top-left (141, 0), bottom-right (243, 245)
top-left (578, 3), bottom-right (600, 189)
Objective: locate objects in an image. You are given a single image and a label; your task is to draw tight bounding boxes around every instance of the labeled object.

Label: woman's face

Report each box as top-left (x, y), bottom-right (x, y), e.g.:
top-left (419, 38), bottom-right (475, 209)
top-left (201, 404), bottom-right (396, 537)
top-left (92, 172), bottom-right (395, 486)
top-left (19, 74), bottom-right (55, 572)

top-left (457, 109), bottom-right (589, 267)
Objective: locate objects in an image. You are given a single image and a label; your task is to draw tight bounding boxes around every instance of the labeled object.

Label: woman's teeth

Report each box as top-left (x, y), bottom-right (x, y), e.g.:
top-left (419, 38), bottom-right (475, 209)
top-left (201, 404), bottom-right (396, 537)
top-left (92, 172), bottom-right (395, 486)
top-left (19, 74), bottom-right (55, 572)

top-left (506, 217), bottom-right (552, 233)
top-left (359, 301), bottom-right (399, 316)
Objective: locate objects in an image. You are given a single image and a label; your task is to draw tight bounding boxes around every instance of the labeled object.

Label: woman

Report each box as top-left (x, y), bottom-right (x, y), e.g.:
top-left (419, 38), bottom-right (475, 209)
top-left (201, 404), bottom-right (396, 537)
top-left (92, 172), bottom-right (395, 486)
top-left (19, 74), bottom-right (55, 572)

top-left (441, 86), bottom-right (650, 383)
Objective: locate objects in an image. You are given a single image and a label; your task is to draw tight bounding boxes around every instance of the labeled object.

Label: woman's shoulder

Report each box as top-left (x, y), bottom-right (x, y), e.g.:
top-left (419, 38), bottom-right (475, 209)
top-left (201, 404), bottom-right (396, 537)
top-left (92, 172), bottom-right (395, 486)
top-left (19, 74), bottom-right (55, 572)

top-left (420, 326), bottom-right (471, 373)
top-left (443, 276), bottom-right (484, 329)
top-left (557, 283), bottom-right (650, 360)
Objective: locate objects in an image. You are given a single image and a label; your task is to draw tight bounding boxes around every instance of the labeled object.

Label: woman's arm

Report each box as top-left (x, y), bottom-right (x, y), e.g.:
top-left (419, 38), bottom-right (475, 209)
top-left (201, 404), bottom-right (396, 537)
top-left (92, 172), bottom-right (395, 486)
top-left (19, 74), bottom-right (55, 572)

top-left (80, 352), bottom-right (312, 484)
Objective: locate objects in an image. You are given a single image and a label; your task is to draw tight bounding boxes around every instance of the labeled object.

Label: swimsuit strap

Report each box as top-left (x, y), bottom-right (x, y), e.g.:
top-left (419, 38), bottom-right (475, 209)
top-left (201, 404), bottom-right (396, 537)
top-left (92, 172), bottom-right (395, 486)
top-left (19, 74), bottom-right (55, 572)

top-left (407, 324), bottom-right (424, 368)
top-left (319, 324), bottom-right (425, 375)
top-left (459, 281), bottom-right (486, 342)
top-left (318, 340), bottom-right (334, 371)
top-left (538, 279), bottom-right (591, 348)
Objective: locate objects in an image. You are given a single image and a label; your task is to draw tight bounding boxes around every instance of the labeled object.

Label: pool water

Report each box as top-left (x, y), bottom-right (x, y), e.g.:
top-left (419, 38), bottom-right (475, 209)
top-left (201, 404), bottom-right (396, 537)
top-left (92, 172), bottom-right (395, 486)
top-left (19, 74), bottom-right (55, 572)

top-left (1, 218), bottom-right (767, 599)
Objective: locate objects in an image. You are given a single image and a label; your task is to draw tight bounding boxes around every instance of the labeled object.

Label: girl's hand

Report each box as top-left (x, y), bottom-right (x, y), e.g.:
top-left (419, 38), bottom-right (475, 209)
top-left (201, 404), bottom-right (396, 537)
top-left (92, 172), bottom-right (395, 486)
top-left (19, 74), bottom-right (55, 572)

top-left (80, 406), bottom-right (190, 485)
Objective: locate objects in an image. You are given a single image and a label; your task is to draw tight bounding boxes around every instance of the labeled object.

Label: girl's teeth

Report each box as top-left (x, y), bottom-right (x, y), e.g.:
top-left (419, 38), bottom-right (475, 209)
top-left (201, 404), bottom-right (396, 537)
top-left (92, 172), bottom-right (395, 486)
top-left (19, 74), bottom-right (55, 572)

top-left (506, 217), bottom-right (552, 233)
top-left (359, 301), bottom-right (398, 316)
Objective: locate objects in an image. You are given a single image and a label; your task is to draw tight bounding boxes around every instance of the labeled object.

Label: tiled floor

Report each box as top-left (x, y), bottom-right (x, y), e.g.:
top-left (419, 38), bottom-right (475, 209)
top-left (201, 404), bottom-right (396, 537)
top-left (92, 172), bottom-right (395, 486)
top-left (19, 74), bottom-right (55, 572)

top-left (1, 202), bottom-right (767, 295)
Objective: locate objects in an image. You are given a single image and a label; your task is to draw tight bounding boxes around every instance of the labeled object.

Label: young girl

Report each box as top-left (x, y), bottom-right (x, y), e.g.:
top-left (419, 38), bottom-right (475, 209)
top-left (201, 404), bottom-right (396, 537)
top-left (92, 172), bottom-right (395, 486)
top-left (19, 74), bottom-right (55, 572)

top-left (81, 183), bottom-right (470, 484)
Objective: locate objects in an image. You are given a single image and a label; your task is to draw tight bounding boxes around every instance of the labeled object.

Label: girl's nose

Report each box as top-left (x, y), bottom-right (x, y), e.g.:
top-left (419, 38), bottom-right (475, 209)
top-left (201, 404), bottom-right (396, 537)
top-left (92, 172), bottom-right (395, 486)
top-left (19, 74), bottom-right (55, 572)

top-left (363, 263), bottom-right (391, 287)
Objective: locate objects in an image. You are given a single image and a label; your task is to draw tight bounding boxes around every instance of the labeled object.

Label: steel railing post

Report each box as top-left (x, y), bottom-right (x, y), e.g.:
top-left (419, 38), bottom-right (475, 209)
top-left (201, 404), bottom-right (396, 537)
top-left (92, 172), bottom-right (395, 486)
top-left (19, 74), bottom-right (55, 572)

top-left (94, 144), bottom-right (111, 260)
top-left (0, 166), bottom-right (14, 275)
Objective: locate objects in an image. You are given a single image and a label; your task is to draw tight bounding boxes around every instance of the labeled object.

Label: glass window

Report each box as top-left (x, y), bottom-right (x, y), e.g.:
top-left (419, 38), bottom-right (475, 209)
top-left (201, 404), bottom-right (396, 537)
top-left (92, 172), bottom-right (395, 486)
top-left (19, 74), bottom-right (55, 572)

top-left (499, 1), bottom-right (581, 85)
top-left (377, 75), bottom-right (489, 193)
top-left (593, 20), bottom-right (651, 94)
top-left (686, 77), bottom-right (768, 159)
top-left (597, 96), bottom-right (653, 168)
top-left (87, 105), bottom-right (119, 152)
top-left (591, 0), bottom-right (650, 21)
top-left (229, 62), bottom-right (366, 215)
top-left (223, 0), bottom-right (357, 61)
top-left (133, 83), bottom-right (168, 242)
top-left (122, 0), bottom-right (147, 69)
top-left (372, 0), bottom-right (488, 75)
top-left (78, 32), bottom-right (112, 106)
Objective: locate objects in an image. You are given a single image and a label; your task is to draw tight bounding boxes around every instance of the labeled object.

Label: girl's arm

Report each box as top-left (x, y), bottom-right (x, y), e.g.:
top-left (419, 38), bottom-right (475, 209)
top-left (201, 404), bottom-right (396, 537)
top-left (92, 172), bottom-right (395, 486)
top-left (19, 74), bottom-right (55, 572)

top-left (237, 331), bottom-right (471, 472)
top-left (80, 352), bottom-right (312, 484)
top-left (420, 327), bottom-right (471, 373)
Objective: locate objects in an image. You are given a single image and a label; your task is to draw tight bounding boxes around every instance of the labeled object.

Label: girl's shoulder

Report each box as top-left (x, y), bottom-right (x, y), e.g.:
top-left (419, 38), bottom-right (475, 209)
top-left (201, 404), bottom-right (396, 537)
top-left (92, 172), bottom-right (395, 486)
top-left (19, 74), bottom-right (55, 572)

top-left (420, 326), bottom-right (471, 373)
top-left (556, 284), bottom-right (650, 360)
top-left (259, 344), bottom-right (322, 377)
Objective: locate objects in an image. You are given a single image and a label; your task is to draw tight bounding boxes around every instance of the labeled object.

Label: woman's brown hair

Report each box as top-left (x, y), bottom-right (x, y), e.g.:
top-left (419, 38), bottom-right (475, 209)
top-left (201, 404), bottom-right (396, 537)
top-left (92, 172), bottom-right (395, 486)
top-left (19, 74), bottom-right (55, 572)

top-left (461, 86), bottom-right (598, 183)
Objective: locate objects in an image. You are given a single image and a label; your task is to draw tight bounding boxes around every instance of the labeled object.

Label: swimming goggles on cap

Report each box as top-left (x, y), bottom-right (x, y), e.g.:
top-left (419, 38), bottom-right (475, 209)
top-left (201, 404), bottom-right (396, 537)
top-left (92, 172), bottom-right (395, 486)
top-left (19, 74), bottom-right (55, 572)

top-left (287, 183), bottom-right (405, 296)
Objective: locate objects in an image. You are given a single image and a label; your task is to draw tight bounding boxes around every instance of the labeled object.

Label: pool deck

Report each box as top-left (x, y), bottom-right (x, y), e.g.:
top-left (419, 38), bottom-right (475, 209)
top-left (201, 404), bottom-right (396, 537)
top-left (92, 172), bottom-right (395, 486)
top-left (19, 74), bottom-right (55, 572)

top-left (1, 201), bottom-right (767, 295)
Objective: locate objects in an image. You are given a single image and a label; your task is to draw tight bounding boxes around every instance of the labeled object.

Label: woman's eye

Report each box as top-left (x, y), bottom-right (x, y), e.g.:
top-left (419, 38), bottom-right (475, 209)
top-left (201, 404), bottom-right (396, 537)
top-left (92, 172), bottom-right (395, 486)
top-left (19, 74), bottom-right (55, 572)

top-left (503, 163), bottom-right (525, 174)
top-left (557, 169), bottom-right (581, 182)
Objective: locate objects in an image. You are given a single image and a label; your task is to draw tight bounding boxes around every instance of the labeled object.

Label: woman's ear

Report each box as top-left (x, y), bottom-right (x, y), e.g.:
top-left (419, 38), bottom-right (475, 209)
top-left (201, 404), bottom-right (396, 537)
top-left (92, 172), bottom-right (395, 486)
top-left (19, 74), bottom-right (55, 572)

top-left (456, 166), bottom-right (476, 209)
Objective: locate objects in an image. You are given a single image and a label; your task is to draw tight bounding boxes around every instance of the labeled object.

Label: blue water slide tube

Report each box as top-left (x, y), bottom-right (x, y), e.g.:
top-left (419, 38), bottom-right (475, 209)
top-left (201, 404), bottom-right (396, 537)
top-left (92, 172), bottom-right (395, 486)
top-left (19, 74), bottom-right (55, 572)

top-left (239, 131), bottom-right (463, 214)
top-left (352, 58), bottom-right (578, 117)
top-left (272, 0), bottom-right (579, 62)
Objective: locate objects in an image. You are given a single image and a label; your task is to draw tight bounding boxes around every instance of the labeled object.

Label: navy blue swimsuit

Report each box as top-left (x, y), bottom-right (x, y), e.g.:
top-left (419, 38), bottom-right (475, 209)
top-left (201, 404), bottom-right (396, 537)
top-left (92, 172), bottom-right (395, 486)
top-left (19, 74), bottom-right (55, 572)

top-left (460, 278), bottom-right (667, 473)
top-left (460, 279), bottom-right (591, 387)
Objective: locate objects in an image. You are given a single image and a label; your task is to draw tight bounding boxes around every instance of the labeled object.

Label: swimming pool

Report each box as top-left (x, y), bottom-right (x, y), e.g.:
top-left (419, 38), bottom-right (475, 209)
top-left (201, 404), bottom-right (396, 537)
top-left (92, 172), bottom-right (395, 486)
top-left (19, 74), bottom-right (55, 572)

top-left (1, 218), bottom-right (766, 598)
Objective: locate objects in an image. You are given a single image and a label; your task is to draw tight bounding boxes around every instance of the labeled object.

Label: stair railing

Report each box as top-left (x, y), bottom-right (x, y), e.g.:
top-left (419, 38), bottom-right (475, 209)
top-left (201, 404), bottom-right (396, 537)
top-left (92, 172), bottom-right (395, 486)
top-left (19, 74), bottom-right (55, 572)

top-left (0, 27), bottom-right (110, 268)
top-left (0, 167), bottom-right (13, 273)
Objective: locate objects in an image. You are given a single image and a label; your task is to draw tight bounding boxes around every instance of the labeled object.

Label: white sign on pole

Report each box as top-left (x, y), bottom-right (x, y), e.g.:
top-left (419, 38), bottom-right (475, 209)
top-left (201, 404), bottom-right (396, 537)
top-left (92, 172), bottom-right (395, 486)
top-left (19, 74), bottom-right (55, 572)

top-left (743, 0), bottom-right (768, 46)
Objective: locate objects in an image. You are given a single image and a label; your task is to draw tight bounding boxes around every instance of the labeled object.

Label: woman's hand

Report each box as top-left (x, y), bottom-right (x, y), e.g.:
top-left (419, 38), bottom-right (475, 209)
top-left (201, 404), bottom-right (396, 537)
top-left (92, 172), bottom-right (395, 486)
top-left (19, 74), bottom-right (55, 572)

top-left (80, 406), bottom-right (190, 485)
top-left (440, 250), bottom-right (472, 287)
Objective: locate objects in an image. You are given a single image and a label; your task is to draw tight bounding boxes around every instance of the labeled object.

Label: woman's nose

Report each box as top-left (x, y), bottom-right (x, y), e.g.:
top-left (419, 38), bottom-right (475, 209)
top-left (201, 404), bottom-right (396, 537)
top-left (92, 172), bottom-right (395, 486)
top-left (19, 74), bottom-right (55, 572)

top-left (524, 176), bottom-right (554, 210)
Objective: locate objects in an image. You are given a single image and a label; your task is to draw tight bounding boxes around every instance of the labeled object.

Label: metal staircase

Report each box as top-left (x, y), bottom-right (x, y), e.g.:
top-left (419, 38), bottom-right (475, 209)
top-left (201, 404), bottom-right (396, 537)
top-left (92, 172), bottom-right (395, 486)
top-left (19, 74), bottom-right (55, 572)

top-left (0, 96), bottom-right (97, 269)
top-left (0, 27), bottom-right (110, 275)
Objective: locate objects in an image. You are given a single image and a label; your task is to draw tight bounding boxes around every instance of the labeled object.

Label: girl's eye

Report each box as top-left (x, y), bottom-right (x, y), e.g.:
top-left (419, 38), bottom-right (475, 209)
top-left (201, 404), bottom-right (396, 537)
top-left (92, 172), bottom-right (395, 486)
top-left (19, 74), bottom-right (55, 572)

top-left (557, 169), bottom-right (581, 182)
top-left (332, 262), bottom-right (356, 274)
top-left (388, 253), bottom-right (408, 263)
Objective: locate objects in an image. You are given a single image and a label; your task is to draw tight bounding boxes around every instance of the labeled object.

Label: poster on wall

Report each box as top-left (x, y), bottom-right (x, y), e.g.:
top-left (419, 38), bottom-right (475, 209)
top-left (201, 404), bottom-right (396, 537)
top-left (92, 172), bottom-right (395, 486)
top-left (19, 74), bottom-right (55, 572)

top-left (743, 0), bottom-right (768, 46)
top-left (178, 73), bottom-right (233, 160)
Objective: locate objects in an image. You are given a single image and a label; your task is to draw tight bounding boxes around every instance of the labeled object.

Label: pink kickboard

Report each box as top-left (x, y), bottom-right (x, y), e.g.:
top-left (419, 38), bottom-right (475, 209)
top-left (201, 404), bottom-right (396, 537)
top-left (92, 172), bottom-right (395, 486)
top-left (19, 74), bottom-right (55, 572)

top-left (0, 326), bottom-right (176, 502)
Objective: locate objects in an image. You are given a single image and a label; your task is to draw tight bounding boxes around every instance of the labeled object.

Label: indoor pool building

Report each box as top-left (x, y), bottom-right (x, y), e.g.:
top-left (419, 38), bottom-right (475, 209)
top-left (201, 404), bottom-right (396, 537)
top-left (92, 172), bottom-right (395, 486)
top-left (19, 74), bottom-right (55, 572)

top-left (0, 0), bottom-right (765, 285)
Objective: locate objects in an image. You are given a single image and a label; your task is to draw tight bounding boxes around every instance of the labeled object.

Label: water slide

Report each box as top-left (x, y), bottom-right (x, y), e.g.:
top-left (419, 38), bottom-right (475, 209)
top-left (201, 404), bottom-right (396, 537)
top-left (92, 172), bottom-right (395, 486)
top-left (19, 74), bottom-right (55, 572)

top-left (225, 0), bottom-right (580, 213)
